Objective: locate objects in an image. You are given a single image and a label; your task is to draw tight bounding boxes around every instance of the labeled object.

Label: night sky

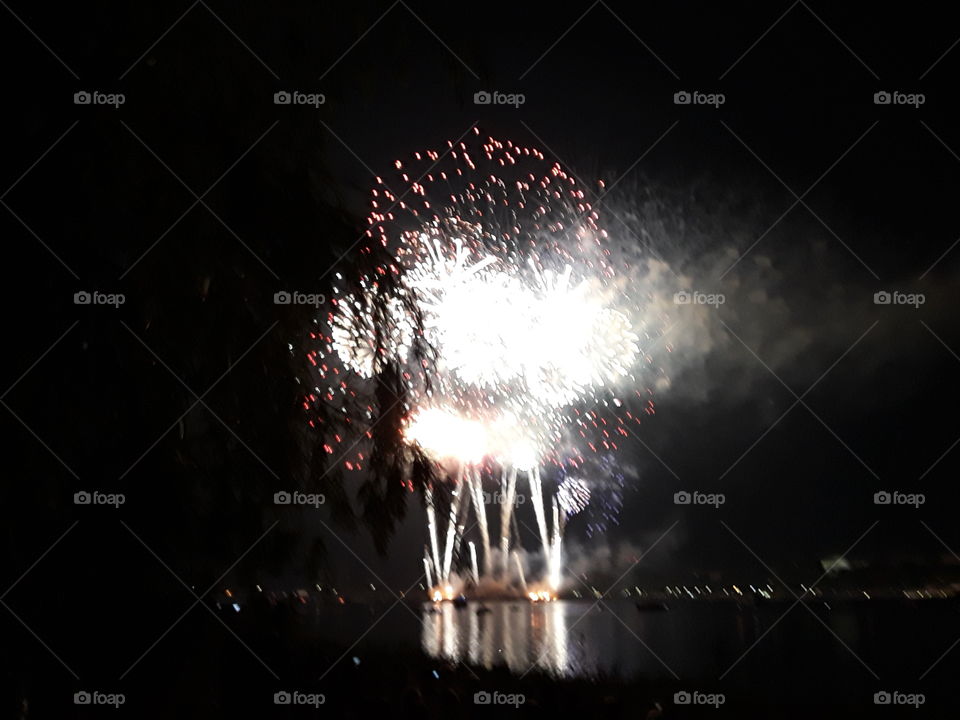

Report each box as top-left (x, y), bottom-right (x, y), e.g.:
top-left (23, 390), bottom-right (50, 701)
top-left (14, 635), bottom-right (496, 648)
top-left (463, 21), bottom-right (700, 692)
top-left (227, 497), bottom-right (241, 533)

top-left (2, 0), bottom-right (960, 713)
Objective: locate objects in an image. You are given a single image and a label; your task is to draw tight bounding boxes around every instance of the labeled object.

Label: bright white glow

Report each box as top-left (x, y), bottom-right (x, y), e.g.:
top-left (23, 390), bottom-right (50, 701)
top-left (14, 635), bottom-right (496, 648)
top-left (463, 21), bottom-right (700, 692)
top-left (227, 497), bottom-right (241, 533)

top-left (397, 240), bottom-right (640, 407)
top-left (507, 440), bottom-right (539, 471)
top-left (405, 408), bottom-right (487, 463)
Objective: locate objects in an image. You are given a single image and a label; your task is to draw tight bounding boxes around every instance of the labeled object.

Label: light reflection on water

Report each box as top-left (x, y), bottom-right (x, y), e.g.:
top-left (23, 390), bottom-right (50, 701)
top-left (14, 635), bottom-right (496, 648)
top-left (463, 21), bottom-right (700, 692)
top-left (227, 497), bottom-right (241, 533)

top-left (422, 601), bottom-right (571, 676)
top-left (418, 597), bottom-right (952, 695)
top-left (418, 599), bottom-right (870, 682)
top-left (292, 597), bottom-right (952, 699)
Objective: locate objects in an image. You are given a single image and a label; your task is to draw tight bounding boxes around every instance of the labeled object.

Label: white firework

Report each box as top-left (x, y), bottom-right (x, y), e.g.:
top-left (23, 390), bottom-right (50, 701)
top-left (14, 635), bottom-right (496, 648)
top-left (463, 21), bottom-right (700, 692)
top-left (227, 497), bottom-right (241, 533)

top-left (557, 477), bottom-right (591, 516)
top-left (521, 264), bottom-right (640, 407)
top-left (406, 235), bottom-right (525, 389)
top-left (317, 130), bottom-right (660, 596)
top-left (330, 289), bottom-right (413, 378)
top-left (400, 241), bottom-right (640, 406)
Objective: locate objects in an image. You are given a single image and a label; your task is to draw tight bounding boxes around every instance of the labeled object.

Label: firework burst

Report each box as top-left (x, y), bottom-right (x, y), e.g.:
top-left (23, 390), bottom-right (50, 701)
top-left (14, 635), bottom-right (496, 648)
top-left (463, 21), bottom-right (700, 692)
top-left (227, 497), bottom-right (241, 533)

top-left (303, 128), bottom-right (667, 594)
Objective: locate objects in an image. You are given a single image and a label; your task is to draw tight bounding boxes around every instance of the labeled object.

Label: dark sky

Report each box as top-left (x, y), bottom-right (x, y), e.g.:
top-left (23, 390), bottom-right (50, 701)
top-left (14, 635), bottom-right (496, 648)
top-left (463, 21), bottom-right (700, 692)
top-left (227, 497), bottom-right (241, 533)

top-left (3, 0), bottom-right (959, 595)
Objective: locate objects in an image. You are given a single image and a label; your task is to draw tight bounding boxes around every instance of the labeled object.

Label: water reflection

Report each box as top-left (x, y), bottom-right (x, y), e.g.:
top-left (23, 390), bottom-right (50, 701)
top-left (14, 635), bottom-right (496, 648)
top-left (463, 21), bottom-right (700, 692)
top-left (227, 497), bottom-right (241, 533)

top-left (422, 601), bottom-right (573, 677)
top-left (416, 598), bottom-right (949, 701)
top-left (421, 599), bottom-right (851, 681)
